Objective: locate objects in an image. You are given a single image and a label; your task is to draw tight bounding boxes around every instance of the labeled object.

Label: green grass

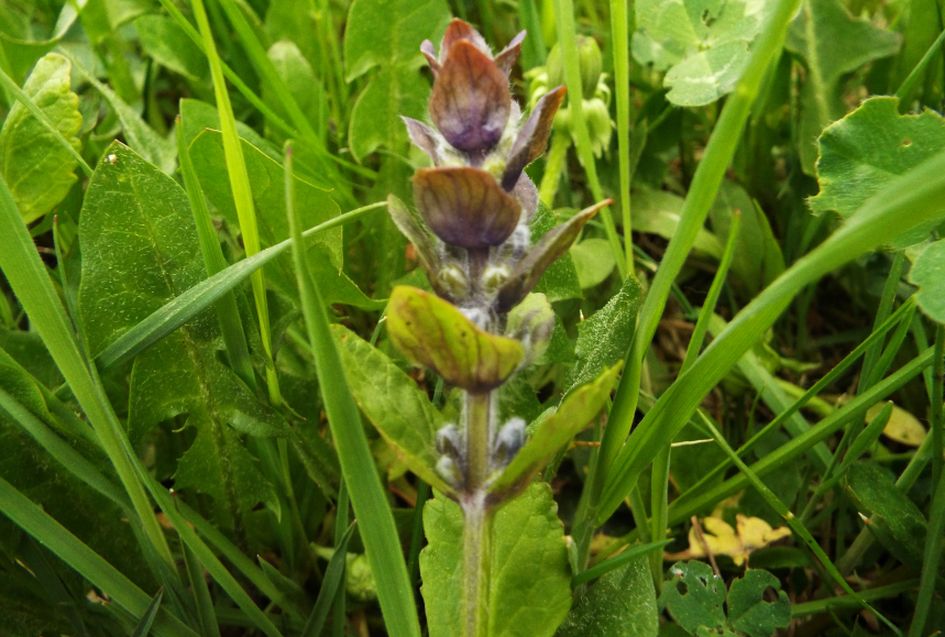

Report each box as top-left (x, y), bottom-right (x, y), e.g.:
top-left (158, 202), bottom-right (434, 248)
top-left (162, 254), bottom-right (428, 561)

top-left (0, 1), bottom-right (944, 635)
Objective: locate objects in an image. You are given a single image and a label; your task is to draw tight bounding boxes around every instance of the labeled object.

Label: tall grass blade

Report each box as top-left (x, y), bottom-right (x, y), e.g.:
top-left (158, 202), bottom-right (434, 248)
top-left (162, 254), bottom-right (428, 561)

top-left (285, 145), bottom-right (421, 637)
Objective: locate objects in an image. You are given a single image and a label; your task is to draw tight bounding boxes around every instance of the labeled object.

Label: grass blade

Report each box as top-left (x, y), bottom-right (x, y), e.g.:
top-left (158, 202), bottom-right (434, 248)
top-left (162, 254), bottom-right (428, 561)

top-left (301, 522), bottom-right (356, 637)
top-left (190, 0), bottom-right (280, 404)
top-left (285, 145), bottom-right (421, 637)
top-left (553, 0), bottom-right (625, 276)
top-left (131, 589), bottom-right (165, 637)
top-left (599, 147), bottom-right (945, 522)
top-left (96, 203), bottom-right (385, 369)
top-left (572, 540), bottom-right (669, 587)
top-left (0, 175), bottom-right (175, 568)
top-left (599, 0), bottom-right (803, 479)
top-left (0, 477), bottom-right (195, 637)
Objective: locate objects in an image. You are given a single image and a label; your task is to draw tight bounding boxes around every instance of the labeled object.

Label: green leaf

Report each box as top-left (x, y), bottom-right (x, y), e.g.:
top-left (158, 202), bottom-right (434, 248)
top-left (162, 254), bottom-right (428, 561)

top-left (491, 363), bottom-right (622, 496)
top-left (386, 286), bottom-right (524, 392)
top-left (556, 556), bottom-right (658, 637)
top-left (566, 276), bottom-right (641, 395)
top-left (785, 0), bottom-right (900, 173)
top-left (909, 238), bottom-right (945, 324)
top-left (530, 207), bottom-right (583, 304)
top-left (633, 187), bottom-right (724, 258)
top-left (660, 561), bottom-right (727, 633)
top-left (420, 483), bottom-right (572, 637)
top-left (810, 97), bottom-right (945, 247)
top-left (569, 238), bottom-right (616, 289)
top-left (267, 40), bottom-right (324, 131)
top-left (709, 182), bottom-right (784, 295)
top-left (344, 0), bottom-right (450, 160)
top-left (332, 324), bottom-right (452, 493)
top-left (631, 0), bottom-right (771, 106)
top-left (843, 461), bottom-right (927, 567)
top-left (186, 129), bottom-right (377, 307)
top-left (69, 55), bottom-right (177, 174)
top-left (134, 15), bottom-right (207, 81)
top-left (0, 52), bottom-right (81, 223)
top-left (130, 589), bottom-right (164, 637)
top-left (505, 293), bottom-right (556, 367)
top-left (726, 570), bottom-right (790, 637)
top-left (77, 142), bottom-right (280, 527)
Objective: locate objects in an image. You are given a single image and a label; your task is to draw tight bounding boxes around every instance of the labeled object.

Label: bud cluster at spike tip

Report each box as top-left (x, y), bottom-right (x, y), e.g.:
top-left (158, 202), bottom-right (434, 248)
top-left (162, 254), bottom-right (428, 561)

top-left (388, 19), bottom-right (605, 316)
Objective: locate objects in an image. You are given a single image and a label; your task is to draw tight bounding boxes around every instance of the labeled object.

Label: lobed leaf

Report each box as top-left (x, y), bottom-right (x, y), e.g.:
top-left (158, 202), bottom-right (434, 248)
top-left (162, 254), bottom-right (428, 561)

top-left (632, 0), bottom-right (770, 106)
top-left (420, 483), bottom-right (571, 637)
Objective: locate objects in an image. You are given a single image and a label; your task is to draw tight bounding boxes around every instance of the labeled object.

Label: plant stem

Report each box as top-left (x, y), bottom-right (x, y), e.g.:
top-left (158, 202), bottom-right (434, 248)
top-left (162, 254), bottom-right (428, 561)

top-left (465, 392), bottom-right (493, 491)
top-left (461, 494), bottom-right (493, 637)
top-left (461, 389), bottom-right (496, 636)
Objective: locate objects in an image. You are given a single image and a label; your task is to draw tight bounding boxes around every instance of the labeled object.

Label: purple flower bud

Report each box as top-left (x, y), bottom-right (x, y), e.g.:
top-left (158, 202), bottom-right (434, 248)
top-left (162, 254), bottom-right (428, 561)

top-left (413, 166), bottom-right (521, 249)
top-left (429, 39), bottom-right (511, 155)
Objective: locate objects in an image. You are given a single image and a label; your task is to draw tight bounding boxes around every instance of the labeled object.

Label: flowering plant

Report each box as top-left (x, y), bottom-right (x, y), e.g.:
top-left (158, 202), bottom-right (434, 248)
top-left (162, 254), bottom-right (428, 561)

top-left (379, 19), bottom-right (620, 636)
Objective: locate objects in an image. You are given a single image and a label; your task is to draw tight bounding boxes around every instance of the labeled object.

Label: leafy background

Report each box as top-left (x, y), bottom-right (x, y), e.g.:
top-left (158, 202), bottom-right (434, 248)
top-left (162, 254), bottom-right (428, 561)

top-left (0, 0), bottom-right (944, 636)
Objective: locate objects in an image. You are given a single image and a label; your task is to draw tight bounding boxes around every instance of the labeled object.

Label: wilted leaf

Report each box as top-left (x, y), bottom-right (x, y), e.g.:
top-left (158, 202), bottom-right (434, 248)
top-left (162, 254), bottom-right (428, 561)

top-left (491, 363), bottom-right (622, 497)
top-left (866, 402), bottom-right (926, 447)
top-left (386, 286), bottom-right (524, 392)
top-left (666, 515), bottom-right (791, 567)
top-left (0, 52), bottom-right (81, 223)
top-left (632, 0), bottom-right (770, 106)
top-left (420, 483), bottom-right (571, 637)
top-left (332, 324), bottom-right (452, 493)
top-left (786, 1), bottom-right (900, 173)
top-left (909, 238), bottom-right (945, 324)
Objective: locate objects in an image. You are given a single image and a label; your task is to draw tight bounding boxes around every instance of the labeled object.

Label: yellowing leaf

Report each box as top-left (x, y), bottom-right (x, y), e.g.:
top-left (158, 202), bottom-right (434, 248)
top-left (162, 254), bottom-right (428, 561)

top-left (867, 402), bottom-right (927, 447)
top-left (386, 286), bottom-right (524, 392)
top-left (668, 514), bottom-right (791, 567)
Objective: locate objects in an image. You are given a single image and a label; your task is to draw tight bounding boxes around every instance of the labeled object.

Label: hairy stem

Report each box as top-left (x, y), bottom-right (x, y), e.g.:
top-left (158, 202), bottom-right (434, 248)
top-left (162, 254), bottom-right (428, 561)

top-left (461, 493), bottom-right (493, 637)
top-left (461, 388), bottom-right (496, 636)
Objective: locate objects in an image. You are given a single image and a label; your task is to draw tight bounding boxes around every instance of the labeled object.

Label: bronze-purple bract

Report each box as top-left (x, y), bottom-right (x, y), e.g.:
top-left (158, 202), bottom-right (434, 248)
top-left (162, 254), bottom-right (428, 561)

top-left (429, 40), bottom-right (511, 155)
top-left (496, 200), bottom-right (610, 311)
top-left (501, 86), bottom-right (567, 191)
top-left (421, 19), bottom-right (524, 77)
top-left (414, 166), bottom-right (521, 249)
